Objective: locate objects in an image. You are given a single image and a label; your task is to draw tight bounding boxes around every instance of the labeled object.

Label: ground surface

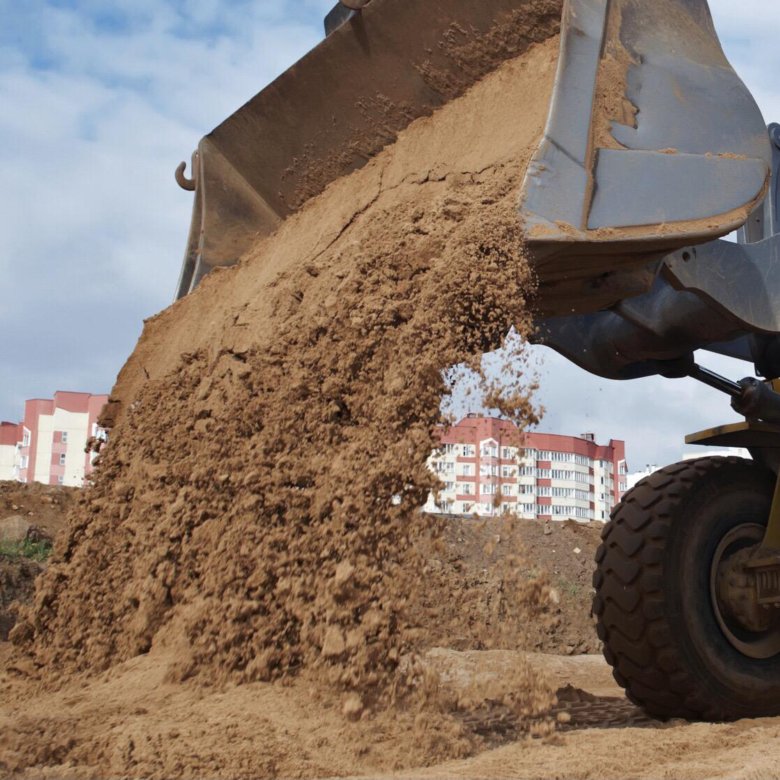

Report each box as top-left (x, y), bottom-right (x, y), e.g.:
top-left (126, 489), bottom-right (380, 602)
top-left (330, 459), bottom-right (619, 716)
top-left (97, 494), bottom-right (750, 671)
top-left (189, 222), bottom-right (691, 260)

top-left (4, 485), bottom-right (780, 779)
top-left (5, 642), bottom-right (780, 780)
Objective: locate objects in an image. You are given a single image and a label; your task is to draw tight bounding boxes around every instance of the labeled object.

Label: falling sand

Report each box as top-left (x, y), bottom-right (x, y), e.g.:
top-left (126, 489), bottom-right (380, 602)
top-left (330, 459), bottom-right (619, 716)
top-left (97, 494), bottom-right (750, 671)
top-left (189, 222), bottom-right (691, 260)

top-left (0, 25), bottom-right (600, 780)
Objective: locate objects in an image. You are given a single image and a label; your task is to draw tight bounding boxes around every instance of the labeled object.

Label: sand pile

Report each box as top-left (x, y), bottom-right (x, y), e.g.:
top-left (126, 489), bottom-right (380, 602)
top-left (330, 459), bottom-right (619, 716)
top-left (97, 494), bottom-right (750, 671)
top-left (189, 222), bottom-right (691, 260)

top-left (11, 17), bottom-right (561, 764)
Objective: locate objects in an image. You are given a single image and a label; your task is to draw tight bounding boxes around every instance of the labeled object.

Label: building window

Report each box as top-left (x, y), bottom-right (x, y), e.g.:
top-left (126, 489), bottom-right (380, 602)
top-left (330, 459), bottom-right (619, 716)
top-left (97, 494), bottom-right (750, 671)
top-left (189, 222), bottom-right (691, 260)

top-left (480, 442), bottom-right (498, 458)
top-left (462, 483), bottom-right (474, 495)
top-left (537, 468), bottom-right (551, 478)
top-left (22, 430), bottom-right (30, 447)
top-left (61, 431), bottom-right (68, 444)
top-left (520, 466), bottom-right (535, 476)
top-left (482, 483), bottom-right (496, 495)
top-left (443, 444), bottom-right (456, 455)
top-left (444, 482), bottom-right (455, 492)
top-left (433, 461), bottom-right (453, 475)
top-left (537, 486), bottom-right (552, 497)
top-left (57, 476), bottom-right (64, 485)
top-left (460, 463), bottom-right (474, 477)
top-left (462, 502), bottom-right (473, 514)
top-left (461, 445), bottom-right (475, 457)
top-left (501, 484), bottom-right (512, 496)
top-left (519, 484), bottom-right (535, 495)
top-left (537, 450), bottom-right (551, 460)
top-left (59, 453), bottom-right (66, 466)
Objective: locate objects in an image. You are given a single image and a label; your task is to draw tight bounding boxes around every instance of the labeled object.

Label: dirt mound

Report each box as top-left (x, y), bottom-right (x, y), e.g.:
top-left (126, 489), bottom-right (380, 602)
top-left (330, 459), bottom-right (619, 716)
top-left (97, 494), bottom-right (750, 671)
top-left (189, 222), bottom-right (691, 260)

top-left (0, 481), bottom-right (75, 540)
top-left (423, 517), bottom-right (602, 655)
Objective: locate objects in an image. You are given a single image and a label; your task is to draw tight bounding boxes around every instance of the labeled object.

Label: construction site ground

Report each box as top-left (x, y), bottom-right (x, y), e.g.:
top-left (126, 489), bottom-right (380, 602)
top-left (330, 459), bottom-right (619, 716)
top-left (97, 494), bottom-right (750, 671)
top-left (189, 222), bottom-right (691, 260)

top-left (3, 484), bottom-right (780, 779)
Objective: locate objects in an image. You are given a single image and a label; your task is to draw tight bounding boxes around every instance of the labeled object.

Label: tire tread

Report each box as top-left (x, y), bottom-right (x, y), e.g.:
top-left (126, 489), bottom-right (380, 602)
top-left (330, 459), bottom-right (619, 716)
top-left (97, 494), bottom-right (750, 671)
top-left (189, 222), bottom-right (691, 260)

top-left (593, 455), bottom-right (758, 720)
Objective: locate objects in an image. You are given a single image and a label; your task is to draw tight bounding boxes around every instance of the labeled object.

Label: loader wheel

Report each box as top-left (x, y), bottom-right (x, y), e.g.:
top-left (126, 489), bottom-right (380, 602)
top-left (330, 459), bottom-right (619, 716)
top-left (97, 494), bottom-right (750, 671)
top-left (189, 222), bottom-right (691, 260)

top-left (593, 456), bottom-right (780, 721)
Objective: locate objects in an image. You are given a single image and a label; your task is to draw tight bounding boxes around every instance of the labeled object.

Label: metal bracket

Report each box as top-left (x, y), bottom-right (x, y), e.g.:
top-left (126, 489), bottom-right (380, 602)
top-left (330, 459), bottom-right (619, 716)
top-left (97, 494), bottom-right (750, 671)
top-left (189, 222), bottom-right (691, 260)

top-left (664, 234), bottom-right (780, 335)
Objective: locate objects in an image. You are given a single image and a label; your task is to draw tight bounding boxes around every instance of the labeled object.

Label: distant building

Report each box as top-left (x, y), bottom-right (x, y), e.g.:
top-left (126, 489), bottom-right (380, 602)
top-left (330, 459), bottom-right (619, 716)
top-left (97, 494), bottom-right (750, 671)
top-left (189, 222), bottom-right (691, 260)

top-left (425, 415), bottom-right (627, 521)
top-left (625, 464), bottom-right (659, 491)
top-left (626, 448), bottom-right (752, 491)
top-left (0, 422), bottom-right (23, 481)
top-left (3, 392), bottom-right (108, 486)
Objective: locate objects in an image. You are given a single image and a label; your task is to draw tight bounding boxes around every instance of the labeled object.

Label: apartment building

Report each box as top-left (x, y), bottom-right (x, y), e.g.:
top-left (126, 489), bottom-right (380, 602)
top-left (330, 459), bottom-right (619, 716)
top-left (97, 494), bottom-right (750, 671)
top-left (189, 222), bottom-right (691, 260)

top-left (0, 422), bottom-right (23, 481)
top-left (425, 415), bottom-right (627, 521)
top-left (3, 392), bottom-right (108, 486)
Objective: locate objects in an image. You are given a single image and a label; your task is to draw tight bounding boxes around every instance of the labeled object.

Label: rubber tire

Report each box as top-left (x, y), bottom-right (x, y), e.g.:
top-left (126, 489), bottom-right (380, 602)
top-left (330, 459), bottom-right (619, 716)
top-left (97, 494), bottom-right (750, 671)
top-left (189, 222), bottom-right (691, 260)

top-left (593, 456), bottom-right (780, 721)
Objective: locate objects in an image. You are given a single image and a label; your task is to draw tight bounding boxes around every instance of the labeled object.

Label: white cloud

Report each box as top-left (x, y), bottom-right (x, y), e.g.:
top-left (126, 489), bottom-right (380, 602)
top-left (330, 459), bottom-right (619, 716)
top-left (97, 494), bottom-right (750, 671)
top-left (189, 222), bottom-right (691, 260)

top-left (0, 0), bottom-right (331, 419)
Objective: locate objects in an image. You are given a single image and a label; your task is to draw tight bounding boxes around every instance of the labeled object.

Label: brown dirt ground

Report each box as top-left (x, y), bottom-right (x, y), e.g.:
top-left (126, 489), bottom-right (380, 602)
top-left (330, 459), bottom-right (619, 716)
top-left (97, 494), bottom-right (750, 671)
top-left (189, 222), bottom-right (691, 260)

top-left (0, 480), bottom-right (75, 540)
top-left (6, 639), bottom-right (780, 780)
top-left (424, 517), bottom-right (601, 655)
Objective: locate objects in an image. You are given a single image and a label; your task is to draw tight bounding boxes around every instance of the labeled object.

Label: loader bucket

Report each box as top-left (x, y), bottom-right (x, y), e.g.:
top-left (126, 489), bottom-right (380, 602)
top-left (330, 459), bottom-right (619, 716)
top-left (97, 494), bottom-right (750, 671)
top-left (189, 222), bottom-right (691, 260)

top-left (173, 0), bottom-right (564, 299)
top-left (519, 0), bottom-right (772, 297)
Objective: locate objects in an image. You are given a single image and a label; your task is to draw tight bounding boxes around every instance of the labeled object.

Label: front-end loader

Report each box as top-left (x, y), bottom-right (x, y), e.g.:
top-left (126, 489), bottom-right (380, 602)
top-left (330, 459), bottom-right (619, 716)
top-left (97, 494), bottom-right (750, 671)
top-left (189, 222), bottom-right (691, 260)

top-left (173, 0), bottom-right (780, 720)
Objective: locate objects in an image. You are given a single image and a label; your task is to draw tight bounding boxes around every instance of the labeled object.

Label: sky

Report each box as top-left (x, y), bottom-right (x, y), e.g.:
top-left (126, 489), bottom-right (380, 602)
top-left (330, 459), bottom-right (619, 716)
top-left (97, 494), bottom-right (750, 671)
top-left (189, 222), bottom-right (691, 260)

top-left (1, 0), bottom-right (780, 472)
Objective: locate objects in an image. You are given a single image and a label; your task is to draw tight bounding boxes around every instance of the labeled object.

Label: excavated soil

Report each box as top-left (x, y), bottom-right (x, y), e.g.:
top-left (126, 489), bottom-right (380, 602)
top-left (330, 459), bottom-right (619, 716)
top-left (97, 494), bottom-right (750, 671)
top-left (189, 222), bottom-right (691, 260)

top-left (0, 560), bottom-right (42, 643)
top-left (428, 517), bottom-right (601, 656)
top-left (0, 481), bottom-right (75, 540)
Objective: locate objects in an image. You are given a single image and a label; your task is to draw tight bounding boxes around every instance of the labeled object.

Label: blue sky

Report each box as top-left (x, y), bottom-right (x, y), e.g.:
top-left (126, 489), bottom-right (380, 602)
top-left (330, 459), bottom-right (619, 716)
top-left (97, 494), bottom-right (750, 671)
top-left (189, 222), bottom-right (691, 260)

top-left (2, 1), bottom-right (780, 469)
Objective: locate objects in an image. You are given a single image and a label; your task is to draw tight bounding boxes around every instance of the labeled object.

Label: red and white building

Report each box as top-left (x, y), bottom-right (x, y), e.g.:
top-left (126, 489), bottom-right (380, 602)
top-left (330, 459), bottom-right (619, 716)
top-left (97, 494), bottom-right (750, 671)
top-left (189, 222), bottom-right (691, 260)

top-left (0, 392), bottom-right (108, 486)
top-left (425, 415), bottom-right (627, 521)
top-left (0, 422), bottom-right (23, 482)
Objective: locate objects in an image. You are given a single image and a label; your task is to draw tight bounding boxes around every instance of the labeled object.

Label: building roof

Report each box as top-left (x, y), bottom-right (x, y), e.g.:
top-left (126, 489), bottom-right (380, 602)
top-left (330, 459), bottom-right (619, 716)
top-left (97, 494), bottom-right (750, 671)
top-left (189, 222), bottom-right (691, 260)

top-left (0, 422), bottom-right (22, 446)
top-left (437, 416), bottom-right (626, 461)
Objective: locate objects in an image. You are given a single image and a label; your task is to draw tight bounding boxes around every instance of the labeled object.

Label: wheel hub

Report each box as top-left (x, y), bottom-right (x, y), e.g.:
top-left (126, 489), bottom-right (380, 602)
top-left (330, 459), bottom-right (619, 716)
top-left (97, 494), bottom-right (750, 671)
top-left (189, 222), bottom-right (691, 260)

top-left (710, 523), bottom-right (780, 659)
